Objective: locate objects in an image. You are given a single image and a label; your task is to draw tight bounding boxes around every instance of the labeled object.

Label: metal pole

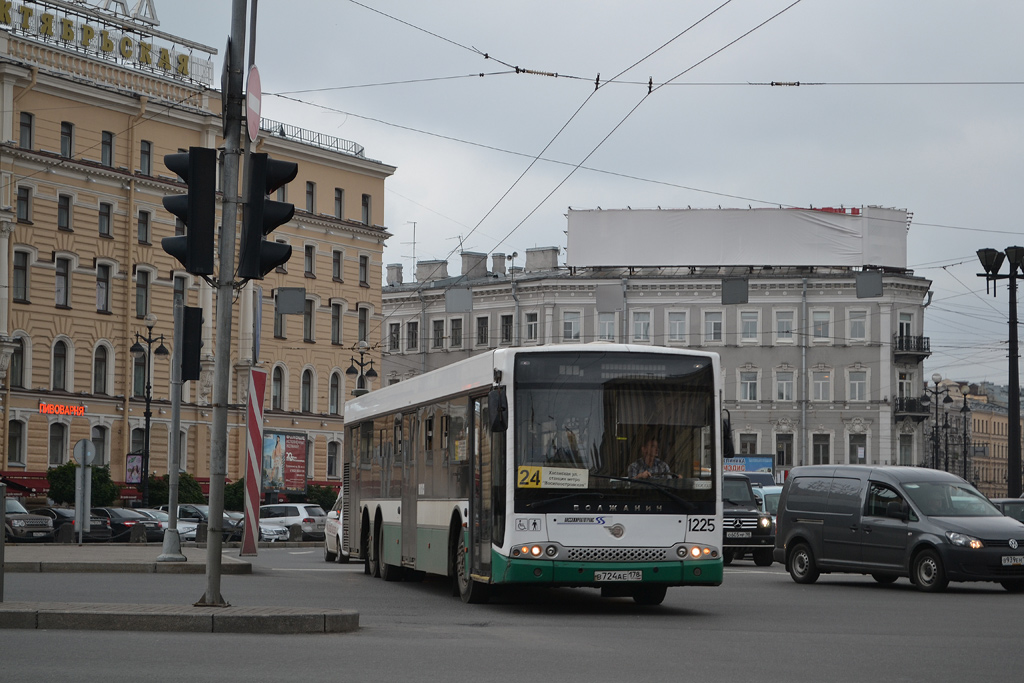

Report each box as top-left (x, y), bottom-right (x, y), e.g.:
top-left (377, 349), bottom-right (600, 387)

top-left (1, 482), bottom-right (6, 602)
top-left (943, 412), bottom-right (950, 472)
top-left (962, 395), bottom-right (970, 481)
top-left (1009, 269), bottom-right (1021, 497)
top-left (159, 298), bottom-right (186, 562)
top-left (933, 383), bottom-right (940, 470)
top-left (142, 331), bottom-right (153, 507)
top-left (198, 0), bottom-right (246, 607)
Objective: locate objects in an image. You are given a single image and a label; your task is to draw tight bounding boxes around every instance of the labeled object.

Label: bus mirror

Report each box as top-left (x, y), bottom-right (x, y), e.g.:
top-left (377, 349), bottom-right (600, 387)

top-left (489, 387), bottom-right (508, 432)
top-left (722, 409), bottom-right (736, 458)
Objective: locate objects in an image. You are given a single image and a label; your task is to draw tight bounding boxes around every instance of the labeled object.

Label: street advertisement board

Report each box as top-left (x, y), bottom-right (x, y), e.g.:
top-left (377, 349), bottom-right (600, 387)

top-left (262, 430), bottom-right (307, 494)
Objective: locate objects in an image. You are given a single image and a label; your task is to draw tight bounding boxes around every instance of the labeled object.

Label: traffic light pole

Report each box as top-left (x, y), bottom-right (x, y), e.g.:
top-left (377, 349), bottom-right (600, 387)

top-left (197, 0), bottom-right (247, 608)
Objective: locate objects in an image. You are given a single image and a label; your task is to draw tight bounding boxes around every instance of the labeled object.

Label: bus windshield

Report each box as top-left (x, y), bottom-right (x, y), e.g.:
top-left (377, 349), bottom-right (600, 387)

top-left (513, 351), bottom-right (717, 514)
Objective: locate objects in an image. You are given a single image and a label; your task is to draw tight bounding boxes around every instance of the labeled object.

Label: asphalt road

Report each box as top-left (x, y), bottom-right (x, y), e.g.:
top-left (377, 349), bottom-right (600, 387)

top-left (3, 549), bottom-right (1022, 682)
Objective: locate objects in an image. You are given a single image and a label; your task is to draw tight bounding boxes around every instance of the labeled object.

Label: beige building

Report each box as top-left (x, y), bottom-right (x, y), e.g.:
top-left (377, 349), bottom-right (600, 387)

top-left (0, 1), bottom-right (394, 500)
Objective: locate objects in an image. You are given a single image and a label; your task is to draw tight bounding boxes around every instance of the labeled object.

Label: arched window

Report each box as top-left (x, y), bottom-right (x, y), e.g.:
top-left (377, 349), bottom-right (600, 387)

top-left (93, 346), bottom-right (108, 394)
top-left (131, 427), bottom-right (145, 453)
top-left (133, 354), bottom-right (145, 397)
top-left (10, 338), bottom-right (24, 388)
top-left (48, 422), bottom-right (68, 465)
top-left (301, 369), bottom-right (313, 412)
top-left (8, 420), bottom-right (25, 465)
top-left (327, 441), bottom-right (340, 477)
top-left (329, 373), bottom-right (340, 415)
top-left (272, 366), bottom-right (283, 410)
top-left (92, 425), bottom-right (108, 466)
top-left (53, 340), bottom-right (68, 391)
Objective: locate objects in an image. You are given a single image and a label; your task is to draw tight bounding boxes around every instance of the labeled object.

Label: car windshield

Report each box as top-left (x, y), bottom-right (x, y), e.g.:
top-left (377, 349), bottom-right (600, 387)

top-left (304, 506), bottom-right (326, 517)
top-left (140, 509), bottom-right (168, 521)
top-left (110, 508), bottom-right (150, 520)
top-left (5, 498), bottom-right (29, 514)
top-left (903, 481), bottom-right (1001, 517)
top-left (1000, 502), bottom-right (1024, 523)
top-left (762, 490), bottom-right (782, 515)
top-left (723, 478), bottom-right (756, 507)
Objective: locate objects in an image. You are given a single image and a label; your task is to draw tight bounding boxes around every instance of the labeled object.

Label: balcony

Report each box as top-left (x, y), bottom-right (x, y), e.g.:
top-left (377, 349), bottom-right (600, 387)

top-left (893, 334), bottom-right (931, 363)
top-left (893, 396), bottom-right (930, 422)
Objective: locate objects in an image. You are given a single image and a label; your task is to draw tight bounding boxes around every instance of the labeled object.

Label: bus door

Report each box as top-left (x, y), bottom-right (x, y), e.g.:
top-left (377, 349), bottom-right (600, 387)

top-left (401, 412), bottom-right (418, 567)
top-left (468, 395), bottom-right (493, 581)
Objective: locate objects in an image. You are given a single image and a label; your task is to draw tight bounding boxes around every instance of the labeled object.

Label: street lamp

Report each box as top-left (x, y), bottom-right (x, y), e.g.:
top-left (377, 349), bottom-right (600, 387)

top-left (920, 373), bottom-right (953, 470)
top-left (960, 385), bottom-right (971, 481)
top-left (345, 340), bottom-right (378, 397)
top-left (977, 247), bottom-right (1024, 497)
top-left (130, 316), bottom-right (169, 507)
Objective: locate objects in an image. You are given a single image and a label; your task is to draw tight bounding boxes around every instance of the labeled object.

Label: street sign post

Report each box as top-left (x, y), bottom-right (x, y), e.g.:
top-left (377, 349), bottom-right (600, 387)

top-left (246, 65), bottom-right (261, 143)
top-left (72, 439), bottom-right (96, 544)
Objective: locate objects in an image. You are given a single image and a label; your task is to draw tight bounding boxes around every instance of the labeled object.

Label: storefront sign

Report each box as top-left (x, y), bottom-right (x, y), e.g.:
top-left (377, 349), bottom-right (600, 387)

top-left (39, 401), bottom-right (85, 417)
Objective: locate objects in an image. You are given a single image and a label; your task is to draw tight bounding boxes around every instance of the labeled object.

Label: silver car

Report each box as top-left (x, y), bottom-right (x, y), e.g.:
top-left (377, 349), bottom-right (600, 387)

top-left (259, 503), bottom-right (327, 541)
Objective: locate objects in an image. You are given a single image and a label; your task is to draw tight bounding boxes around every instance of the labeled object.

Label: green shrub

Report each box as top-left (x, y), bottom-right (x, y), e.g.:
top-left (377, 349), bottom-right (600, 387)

top-left (143, 471), bottom-right (207, 506)
top-left (46, 463), bottom-right (120, 507)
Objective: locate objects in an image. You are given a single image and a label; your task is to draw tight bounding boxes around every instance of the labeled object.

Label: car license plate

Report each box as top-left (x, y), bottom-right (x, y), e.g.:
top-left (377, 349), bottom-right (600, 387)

top-left (594, 570), bottom-right (642, 582)
top-left (726, 531), bottom-right (751, 538)
top-left (317, 524), bottom-right (325, 530)
top-left (1002, 555), bottom-right (1024, 566)
top-left (32, 531), bottom-right (47, 537)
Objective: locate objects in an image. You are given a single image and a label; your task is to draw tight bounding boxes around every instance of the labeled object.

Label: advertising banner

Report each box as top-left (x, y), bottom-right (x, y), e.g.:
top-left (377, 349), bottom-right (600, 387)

top-left (262, 430), bottom-right (307, 494)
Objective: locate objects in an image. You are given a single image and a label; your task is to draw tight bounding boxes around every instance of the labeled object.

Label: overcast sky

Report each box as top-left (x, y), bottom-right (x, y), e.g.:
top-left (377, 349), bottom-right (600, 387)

top-left (152, 0), bottom-right (1024, 386)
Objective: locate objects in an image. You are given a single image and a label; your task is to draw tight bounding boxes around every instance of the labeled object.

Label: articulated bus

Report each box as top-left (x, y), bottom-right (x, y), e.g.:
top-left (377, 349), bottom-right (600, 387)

top-left (343, 343), bottom-right (725, 605)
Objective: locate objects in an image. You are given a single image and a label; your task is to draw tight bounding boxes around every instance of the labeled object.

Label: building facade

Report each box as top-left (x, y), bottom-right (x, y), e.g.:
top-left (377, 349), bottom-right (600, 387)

top-left (0, 1), bottom-right (393, 500)
top-left (382, 211), bottom-right (935, 480)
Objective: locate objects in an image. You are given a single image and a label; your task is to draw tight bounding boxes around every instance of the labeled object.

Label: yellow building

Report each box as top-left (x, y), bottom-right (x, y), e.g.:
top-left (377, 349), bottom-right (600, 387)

top-left (969, 397), bottom-right (1023, 499)
top-left (0, 1), bottom-right (394, 501)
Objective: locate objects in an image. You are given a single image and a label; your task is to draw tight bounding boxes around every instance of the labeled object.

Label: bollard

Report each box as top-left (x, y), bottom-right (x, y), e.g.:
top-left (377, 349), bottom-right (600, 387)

top-left (289, 524), bottom-right (302, 542)
top-left (56, 523), bottom-right (74, 543)
top-left (196, 522), bottom-right (208, 544)
top-left (129, 523), bottom-right (147, 543)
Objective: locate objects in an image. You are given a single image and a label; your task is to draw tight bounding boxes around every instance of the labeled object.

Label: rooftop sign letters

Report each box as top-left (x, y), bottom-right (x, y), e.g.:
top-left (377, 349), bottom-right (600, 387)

top-left (1, 0), bottom-right (214, 86)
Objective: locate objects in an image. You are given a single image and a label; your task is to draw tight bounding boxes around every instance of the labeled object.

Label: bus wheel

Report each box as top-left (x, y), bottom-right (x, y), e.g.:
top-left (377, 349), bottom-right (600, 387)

top-left (361, 517), bottom-right (374, 576)
top-left (457, 533), bottom-right (490, 604)
top-left (632, 585), bottom-right (667, 606)
top-left (367, 517), bottom-right (381, 578)
top-left (379, 531), bottom-right (405, 582)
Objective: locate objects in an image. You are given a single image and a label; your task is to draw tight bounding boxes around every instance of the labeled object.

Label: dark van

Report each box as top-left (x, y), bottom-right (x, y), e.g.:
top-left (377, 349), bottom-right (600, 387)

top-left (773, 465), bottom-right (1024, 593)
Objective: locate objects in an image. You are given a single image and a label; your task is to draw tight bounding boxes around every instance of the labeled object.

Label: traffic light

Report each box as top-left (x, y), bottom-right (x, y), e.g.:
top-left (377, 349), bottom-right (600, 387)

top-left (161, 147), bottom-right (217, 276)
top-left (181, 306), bottom-right (203, 381)
top-left (238, 152), bottom-right (297, 280)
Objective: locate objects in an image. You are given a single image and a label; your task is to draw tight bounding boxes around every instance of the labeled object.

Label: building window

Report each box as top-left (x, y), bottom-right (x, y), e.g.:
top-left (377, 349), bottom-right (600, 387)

top-left (849, 370), bottom-right (867, 401)
top-left (433, 320), bottom-right (445, 348)
top-left (10, 339), bottom-right (24, 389)
top-left (131, 428), bottom-right (145, 454)
top-left (389, 323), bottom-right (400, 351)
top-left (450, 318), bottom-right (462, 348)
top-left (849, 433), bottom-right (867, 465)
top-left (304, 245), bottom-right (315, 276)
top-left (274, 298), bottom-right (285, 338)
top-left (272, 366), bottom-right (283, 410)
top-left (8, 420), bottom-right (25, 465)
top-left (501, 315), bottom-right (513, 344)
top-left (477, 316), bottom-right (490, 346)
top-left (13, 251), bottom-right (29, 302)
top-left (632, 311), bottom-right (651, 342)
top-left (740, 371), bottom-right (758, 401)
top-left (99, 202), bottom-right (112, 237)
top-left (49, 423), bottom-right (68, 466)
top-left (813, 434), bottom-right (831, 465)
top-left (92, 426), bottom-right (109, 466)
top-left (277, 185), bottom-right (286, 202)
top-left (560, 312), bottom-right (579, 341)
top-left (899, 434), bottom-right (913, 466)
top-left (303, 299), bottom-right (315, 342)
top-left (60, 121), bottom-right (74, 157)
top-left (137, 210), bottom-right (150, 243)
top-left (812, 310), bottom-right (831, 340)
top-left (704, 311), bottom-right (723, 343)
top-left (407, 321), bottom-right (419, 350)
top-left (306, 181), bottom-right (316, 213)
top-left (19, 112), bottom-right (33, 149)
top-left (93, 346), bottom-right (108, 394)
top-left (849, 310), bottom-right (867, 341)
top-left (776, 433), bottom-right (793, 468)
top-left (101, 131), bottom-right (114, 166)
top-left (359, 255), bottom-right (369, 286)
top-left (133, 353), bottom-right (145, 397)
top-left (526, 312), bottom-right (538, 342)
top-left (740, 311), bottom-right (758, 341)
top-left (327, 441), bottom-right (340, 478)
top-left (776, 371), bottom-right (794, 401)
top-left (668, 312), bottom-right (686, 342)
top-left (16, 186), bottom-right (31, 222)
top-left (329, 373), bottom-right (341, 415)
top-left (332, 250), bottom-right (343, 281)
top-left (776, 310), bottom-right (794, 341)
top-left (301, 369), bottom-right (313, 412)
top-left (140, 140), bottom-right (152, 175)
top-left (331, 304), bottom-right (342, 345)
top-left (136, 270), bottom-right (150, 317)
top-left (55, 257), bottom-right (71, 307)
top-left (358, 307), bottom-right (368, 342)
top-left (812, 370), bottom-right (831, 401)
top-left (598, 312), bottom-right (616, 341)
top-left (96, 264), bottom-right (111, 312)
top-left (53, 340), bottom-right (69, 391)
top-left (740, 433), bottom-right (757, 455)
top-left (361, 194), bottom-right (371, 224)
top-left (334, 188), bottom-right (344, 219)
top-left (898, 312), bottom-right (913, 337)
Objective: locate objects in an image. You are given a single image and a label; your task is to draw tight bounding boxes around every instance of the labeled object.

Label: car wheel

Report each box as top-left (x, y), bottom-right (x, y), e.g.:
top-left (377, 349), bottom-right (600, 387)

top-left (632, 585), bottom-right (668, 606)
top-left (1000, 580), bottom-right (1024, 593)
top-left (872, 574), bottom-right (898, 585)
top-left (324, 539), bottom-right (337, 562)
top-left (753, 549), bottom-right (774, 567)
top-left (456, 531), bottom-right (490, 604)
top-left (334, 535), bottom-right (349, 564)
top-left (788, 543), bottom-right (820, 584)
top-left (912, 549), bottom-right (948, 593)
top-left (722, 549), bottom-right (734, 566)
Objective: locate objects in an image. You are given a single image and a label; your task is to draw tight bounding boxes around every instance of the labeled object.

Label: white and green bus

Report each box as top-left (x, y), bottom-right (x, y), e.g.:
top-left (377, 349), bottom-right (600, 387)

top-left (343, 343), bottom-right (725, 605)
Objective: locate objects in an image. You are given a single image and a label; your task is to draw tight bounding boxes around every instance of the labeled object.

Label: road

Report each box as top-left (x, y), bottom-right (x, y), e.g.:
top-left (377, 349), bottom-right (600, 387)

top-left (3, 549), bottom-right (1021, 682)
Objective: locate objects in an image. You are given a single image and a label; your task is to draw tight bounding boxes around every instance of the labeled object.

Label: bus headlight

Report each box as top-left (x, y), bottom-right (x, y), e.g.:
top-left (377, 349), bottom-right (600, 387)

top-left (690, 546), bottom-right (702, 559)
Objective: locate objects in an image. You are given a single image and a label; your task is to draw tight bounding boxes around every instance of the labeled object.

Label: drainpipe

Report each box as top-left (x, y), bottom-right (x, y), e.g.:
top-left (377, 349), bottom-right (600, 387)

top-left (620, 277), bottom-right (629, 343)
top-left (12, 66), bottom-right (38, 104)
top-left (418, 290), bottom-right (427, 375)
top-left (801, 277), bottom-right (808, 467)
top-left (511, 280), bottom-right (520, 347)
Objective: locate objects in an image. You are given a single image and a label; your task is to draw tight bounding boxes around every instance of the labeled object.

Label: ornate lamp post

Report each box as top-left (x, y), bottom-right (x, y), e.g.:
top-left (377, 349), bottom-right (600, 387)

top-left (130, 316), bottom-right (169, 507)
top-left (920, 373), bottom-right (953, 470)
top-left (345, 340), bottom-right (378, 397)
top-left (960, 386), bottom-right (971, 481)
top-left (977, 247), bottom-right (1024, 496)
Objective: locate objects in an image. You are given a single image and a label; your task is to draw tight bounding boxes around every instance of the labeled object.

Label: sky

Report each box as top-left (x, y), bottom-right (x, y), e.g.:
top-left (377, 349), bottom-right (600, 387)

top-left (145, 0), bottom-right (1024, 385)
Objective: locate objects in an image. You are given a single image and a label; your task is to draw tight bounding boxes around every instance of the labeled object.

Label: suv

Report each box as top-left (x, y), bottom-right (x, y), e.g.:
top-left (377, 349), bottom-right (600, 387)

top-left (722, 473), bottom-right (774, 566)
top-left (4, 498), bottom-right (54, 542)
top-left (260, 503), bottom-right (327, 541)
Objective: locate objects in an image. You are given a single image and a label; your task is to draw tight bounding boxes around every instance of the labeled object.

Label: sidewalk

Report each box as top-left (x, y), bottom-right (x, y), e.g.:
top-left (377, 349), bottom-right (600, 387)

top-left (0, 543), bottom-right (359, 633)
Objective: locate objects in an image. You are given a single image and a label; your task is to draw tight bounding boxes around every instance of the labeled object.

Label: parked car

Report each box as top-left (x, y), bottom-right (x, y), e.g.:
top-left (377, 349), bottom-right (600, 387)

top-left (990, 498), bottom-right (1024, 524)
top-left (4, 498), bottom-right (54, 542)
top-left (323, 491), bottom-right (349, 563)
top-left (91, 507), bottom-right (163, 542)
top-left (774, 465), bottom-right (1024, 592)
top-left (260, 503), bottom-right (327, 541)
top-left (156, 504), bottom-right (241, 542)
top-left (35, 507), bottom-right (112, 542)
top-left (722, 473), bottom-right (774, 566)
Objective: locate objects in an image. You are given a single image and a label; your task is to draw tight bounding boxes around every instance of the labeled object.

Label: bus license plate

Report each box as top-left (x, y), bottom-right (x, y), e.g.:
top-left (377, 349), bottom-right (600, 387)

top-left (1002, 555), bottom-right (1024, 566)
top-left (594, 570), bottom-right (642, 582)
top-left (726, 531), bottom-right (751, 538)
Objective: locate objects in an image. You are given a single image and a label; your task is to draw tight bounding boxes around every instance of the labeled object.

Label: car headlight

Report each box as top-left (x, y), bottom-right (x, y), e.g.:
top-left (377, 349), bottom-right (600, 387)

top-left (945, 531), bottom-right (983, 549)
top-left (759, 515), bottom-right (772, 529)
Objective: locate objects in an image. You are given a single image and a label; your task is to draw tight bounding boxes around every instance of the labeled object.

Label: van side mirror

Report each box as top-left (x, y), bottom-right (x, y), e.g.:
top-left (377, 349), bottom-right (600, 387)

top-left (488, 386), bottom-right (508, 432)
top-left (886, 500), bottom-right (909, 521)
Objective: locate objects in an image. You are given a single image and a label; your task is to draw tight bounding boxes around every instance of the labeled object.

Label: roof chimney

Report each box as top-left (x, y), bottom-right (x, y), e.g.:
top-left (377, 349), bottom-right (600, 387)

top-left (461, 251), bottom-right (487, 280)
top-left (416, 259), bottom-right (449, 282)
top-left (525, 246), bottom-right (559, 272)
top-left (491, 253), bottom-right (506, 276)
top-left (386, 263), bottom-right (403, 286)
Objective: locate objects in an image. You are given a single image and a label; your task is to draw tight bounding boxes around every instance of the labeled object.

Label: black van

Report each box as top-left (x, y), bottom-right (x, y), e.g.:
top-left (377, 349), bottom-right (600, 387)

top-left (773, 465), bottom-right (1024, 593)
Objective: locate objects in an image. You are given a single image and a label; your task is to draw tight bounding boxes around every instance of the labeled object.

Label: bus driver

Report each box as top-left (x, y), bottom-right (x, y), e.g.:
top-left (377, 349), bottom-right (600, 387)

top-left (627, 438), bottom-right (674, 479)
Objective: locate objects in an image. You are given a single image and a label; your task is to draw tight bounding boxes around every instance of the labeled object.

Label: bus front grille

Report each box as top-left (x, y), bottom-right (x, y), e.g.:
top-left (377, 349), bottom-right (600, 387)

top-left (566, 547), bottom-right (669, 562)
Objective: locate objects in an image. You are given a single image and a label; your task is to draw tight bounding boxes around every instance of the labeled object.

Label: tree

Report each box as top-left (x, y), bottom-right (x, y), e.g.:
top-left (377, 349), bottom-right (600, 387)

top-left (289, 484), bottom-right (338, 511)
top-left (142, 471), bottom-right (207, 506)
top-left (46, 463), bottom-right (120, 507)
top-left (224, 478), bottom-right (245, 512)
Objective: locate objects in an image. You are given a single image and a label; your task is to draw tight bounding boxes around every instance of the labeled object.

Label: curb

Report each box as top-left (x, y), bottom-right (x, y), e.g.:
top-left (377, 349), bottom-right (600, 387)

top-left (3, 560), bottom-right (251, 574)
